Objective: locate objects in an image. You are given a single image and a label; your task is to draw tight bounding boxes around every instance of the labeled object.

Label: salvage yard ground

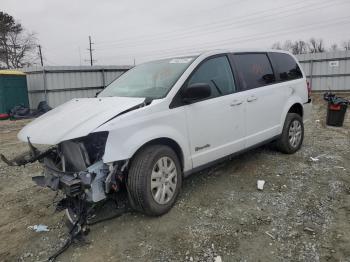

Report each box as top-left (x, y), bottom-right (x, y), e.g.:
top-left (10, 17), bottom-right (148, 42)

top-left (0, 94), bottom-right (349, 262)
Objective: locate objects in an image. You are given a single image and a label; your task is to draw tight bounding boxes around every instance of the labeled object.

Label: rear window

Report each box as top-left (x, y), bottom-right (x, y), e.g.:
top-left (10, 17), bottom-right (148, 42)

top-left (269, 52), bottom-right (303, 82)
top-left (233, 53), bottom-right (275, 90)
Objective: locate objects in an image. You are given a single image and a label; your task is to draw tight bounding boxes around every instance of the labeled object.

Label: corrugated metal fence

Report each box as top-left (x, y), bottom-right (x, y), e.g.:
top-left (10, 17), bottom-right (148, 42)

top-left (296, 50), bottom-right (350, 91)
top-left (24, 65), bottom-right (131, 109)
top-left (23, 51), bottom-right (350, 109)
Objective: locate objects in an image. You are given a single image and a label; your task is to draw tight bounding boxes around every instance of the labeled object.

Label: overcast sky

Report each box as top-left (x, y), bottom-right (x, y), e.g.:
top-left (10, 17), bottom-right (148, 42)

top-left (2, 0), bottom-right (350, 66)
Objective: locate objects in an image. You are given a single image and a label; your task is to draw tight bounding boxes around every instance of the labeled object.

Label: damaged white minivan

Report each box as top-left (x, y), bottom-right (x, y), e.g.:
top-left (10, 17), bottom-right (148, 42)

top-left (2, 49), bottom-right (311, 221)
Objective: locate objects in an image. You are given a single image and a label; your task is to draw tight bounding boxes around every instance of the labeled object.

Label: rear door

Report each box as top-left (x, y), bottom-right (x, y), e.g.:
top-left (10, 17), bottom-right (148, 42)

top-left (231, 53), bottom-right (288, 147)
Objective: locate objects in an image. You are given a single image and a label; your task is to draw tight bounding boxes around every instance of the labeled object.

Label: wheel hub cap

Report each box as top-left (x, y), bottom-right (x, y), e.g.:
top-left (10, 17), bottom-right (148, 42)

top-left (288, 120), bottom-right (302, 148)
top-left (151, 156), bottom-right (177, 205)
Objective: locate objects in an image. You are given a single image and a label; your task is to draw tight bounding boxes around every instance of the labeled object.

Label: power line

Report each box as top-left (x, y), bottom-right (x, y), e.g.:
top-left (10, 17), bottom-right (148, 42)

top-left (95, 0), bottom-right (336, 49)
top-left (98, 0), bottom-right (348, 50)
top-left (95, 0), bottom-right (249, 46)
top-left (97, 16), bottom-right (350, 61)
top-left (150, 18), bottom-right (350, 59)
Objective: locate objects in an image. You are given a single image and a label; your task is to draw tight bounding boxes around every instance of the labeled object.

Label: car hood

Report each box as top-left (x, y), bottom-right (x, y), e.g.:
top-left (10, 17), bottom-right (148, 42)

top-left (18, 97), bottom-right (145, 145)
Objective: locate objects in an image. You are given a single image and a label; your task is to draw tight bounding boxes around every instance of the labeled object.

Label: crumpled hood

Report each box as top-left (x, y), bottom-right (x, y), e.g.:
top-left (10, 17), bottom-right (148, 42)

top-left (18, 97), bottom-right (145, 145)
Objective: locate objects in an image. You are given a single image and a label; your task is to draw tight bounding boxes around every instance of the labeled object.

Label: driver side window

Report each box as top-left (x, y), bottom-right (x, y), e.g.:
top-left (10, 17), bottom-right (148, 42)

top-left (188, 56), bottom-right (236, 99)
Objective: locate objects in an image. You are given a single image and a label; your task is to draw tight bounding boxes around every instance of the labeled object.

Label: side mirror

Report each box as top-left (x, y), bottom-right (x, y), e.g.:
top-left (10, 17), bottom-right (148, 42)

top-left (182, 83), bottom-right (211, 103)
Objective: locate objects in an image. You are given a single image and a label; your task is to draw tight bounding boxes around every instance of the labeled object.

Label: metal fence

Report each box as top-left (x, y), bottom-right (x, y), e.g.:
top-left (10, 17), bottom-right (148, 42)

top-left (23, 51), bottom-right (350, 109)
top-left (24, 65), bottom-right (131, 109)
top-left (296, 50), bottom-right (350, 92)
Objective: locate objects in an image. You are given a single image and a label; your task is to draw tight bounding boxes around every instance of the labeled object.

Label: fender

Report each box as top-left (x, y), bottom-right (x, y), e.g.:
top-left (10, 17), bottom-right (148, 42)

top-left (102, 125), bottom-right (192, 171)
top-left (279, 96), bottom-right (303, 133)
top-left (95, 104), bottom-right (192, 172)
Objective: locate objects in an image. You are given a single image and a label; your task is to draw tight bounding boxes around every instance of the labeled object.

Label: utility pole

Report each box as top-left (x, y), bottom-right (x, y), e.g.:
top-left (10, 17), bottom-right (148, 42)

top-left (38, 45), bottom-right (44, 67)
top-left (88, 36), bottom-right (94, 66)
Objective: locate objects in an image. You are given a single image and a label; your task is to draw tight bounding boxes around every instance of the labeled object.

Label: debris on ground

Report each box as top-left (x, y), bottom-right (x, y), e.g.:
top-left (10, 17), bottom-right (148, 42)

top-left (9, 101), bottom-right (51, 120)
top-left (28, 224), bottom-right (49, 232)
top-left (214, 255), bottom-right (222, 262)
top-left (257, 180), bottom-right (265, 190)
top-left (0, 94), bottom-right (349, 261)
top-left (304, 227), bottom-right (315, 234)
top-left (265, 231), bottom-right (275, 240)
top-left (310, 156), bottom-right (320, 162)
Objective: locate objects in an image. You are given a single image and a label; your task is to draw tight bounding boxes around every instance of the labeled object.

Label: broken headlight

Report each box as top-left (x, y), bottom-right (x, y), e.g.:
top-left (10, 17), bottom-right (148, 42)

top-left (59, 131), bottom-right (109, 172)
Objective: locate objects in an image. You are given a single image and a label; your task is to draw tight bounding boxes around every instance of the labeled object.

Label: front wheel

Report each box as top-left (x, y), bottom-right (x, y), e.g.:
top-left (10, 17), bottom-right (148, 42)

top-left (276, 113), bottom-right (304, 154)
top-left (127, 145), bottom-right (182, 216)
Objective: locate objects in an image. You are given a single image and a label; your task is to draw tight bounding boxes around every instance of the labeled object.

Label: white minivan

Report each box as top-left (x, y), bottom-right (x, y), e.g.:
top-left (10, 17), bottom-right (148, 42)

top-left (2, 49), bottom-right (311, 219)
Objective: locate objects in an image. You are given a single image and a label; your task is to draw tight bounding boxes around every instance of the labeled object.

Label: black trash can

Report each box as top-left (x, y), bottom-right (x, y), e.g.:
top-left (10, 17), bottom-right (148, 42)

top-left (326, 102), bottom-right (347, 127)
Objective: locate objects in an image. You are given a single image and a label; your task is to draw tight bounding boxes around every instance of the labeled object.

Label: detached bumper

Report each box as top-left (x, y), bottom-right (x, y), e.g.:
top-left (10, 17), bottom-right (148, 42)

top-left (33, 164), bottom-right (83, 197)
top-left (33, 159), bottom-right (109, 203)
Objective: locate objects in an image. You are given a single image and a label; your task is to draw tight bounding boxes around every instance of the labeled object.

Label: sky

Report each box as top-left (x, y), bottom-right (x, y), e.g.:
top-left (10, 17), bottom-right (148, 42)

top-left (2, 0), bottom-right (350, 66)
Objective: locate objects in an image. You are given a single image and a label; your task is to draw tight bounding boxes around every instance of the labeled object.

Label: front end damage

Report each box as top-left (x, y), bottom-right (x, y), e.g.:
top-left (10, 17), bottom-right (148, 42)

top-left (0, 97), bottom-right (153, 260)
top-left (37, 132), bottom-right (121, 201)
top-left (2, 130), bottom-right (129, 225)
top-left (1, 131), bottom-right (131, 260)
top-left (2, 131), bottom-right (129, 206)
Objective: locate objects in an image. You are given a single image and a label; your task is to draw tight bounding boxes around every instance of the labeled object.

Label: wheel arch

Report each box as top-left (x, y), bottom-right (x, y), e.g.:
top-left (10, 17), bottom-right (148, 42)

top-left (279, 99), bottom-right (304, 134)
top-left (288, 103), bottom-right (303, 117)
top-left (131, 137), bottom-right (185, 172)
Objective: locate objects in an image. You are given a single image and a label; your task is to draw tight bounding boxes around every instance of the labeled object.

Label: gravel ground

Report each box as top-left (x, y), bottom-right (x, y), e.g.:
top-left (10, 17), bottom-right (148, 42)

top-left (0, 94), bottom-right (349, 262)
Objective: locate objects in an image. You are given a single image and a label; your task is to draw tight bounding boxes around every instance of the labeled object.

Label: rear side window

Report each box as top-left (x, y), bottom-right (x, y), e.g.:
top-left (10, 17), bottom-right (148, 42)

top-left (269, 52), bottom-right (303, 82)
top-left (188, 56), bottom-right (236, 97)
top-left (233, 53), bottom-right (275, 90)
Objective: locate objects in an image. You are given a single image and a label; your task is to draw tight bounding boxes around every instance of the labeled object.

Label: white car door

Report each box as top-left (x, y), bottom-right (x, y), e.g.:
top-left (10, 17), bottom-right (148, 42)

top-left (183, 55), bottom-right (246, 168)
top-left (232, 53), bottom-right (287, 148)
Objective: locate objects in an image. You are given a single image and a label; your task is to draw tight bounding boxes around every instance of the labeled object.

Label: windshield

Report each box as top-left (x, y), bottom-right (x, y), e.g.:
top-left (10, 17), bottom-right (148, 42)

top-left (99, 56), bottom-right (196, 99)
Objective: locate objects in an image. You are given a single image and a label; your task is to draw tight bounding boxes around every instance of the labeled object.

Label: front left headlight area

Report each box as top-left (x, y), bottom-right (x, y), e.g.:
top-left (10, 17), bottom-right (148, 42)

top-left (59, 131), bottom-right (109, 172)
top-left (39, 131), bottom-right (111, 202)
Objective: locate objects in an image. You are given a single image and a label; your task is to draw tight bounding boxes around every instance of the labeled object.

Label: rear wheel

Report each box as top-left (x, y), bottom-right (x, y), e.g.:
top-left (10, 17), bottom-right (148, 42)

top-left (127, 145), bottom-right (182, 216)
top-left (276, 113), bottom-right (304, 154)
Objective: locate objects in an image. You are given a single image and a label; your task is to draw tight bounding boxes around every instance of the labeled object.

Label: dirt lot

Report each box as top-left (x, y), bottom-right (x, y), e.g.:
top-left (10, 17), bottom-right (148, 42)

top-left (0, 94), bottom-right (349, 262)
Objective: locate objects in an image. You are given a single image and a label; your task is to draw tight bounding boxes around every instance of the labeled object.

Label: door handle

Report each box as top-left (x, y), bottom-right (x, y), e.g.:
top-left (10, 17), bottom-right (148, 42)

top-left (230, 100), bottom-right (243, 106)
top-left (247, 96), bottom-right (257, 102)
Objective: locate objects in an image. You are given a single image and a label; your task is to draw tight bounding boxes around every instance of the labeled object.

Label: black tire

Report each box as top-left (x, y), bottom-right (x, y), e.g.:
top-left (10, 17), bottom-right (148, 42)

top-left (276, 113), bottom-right (304, 154)
top-left (127, 145), bottom-right (182, 216)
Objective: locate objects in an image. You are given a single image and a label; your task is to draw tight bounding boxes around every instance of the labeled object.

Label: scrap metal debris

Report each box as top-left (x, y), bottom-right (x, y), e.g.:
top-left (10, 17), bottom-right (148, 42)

top-left (214, 256), bottom-right (222, 262)
top-left (257, 180), bottom-right (265, 190)
top-left (304, 227), bottom-right (315, 234)
top-left (28, 224), bottom-right (49, 232)
top-left (334, 166), bottom-right (346, 170)
top-left (265, 231), bottom-right (275, 240)
top-left (310, 153), bottom-right (327, 162)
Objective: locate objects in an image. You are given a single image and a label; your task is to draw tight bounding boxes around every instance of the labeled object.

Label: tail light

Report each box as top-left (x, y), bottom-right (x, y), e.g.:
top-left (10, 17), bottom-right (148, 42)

top-left (306, 80), bottom-right (311, 100)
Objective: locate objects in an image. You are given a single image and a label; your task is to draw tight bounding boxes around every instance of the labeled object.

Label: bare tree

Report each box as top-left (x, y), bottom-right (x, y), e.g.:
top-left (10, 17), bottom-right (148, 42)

top-left (7, 30), bottom-right (38, 68)
top-left (282, 40), bottom-right (293, 53)
top-left (330, 44), bottom-right (339, 51)
top-left (342, 40), bottom-right (350, 51)
top-left (271, 40), bottom-right (307, 54)
top-left (308, 38), bottom-right (325, 53)
top-left (291, 40), bottom-right (308, 54)
top-left (271, 42), bottom-right (282, 50)
top-left (0, 11), bottom-right (38, 69)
